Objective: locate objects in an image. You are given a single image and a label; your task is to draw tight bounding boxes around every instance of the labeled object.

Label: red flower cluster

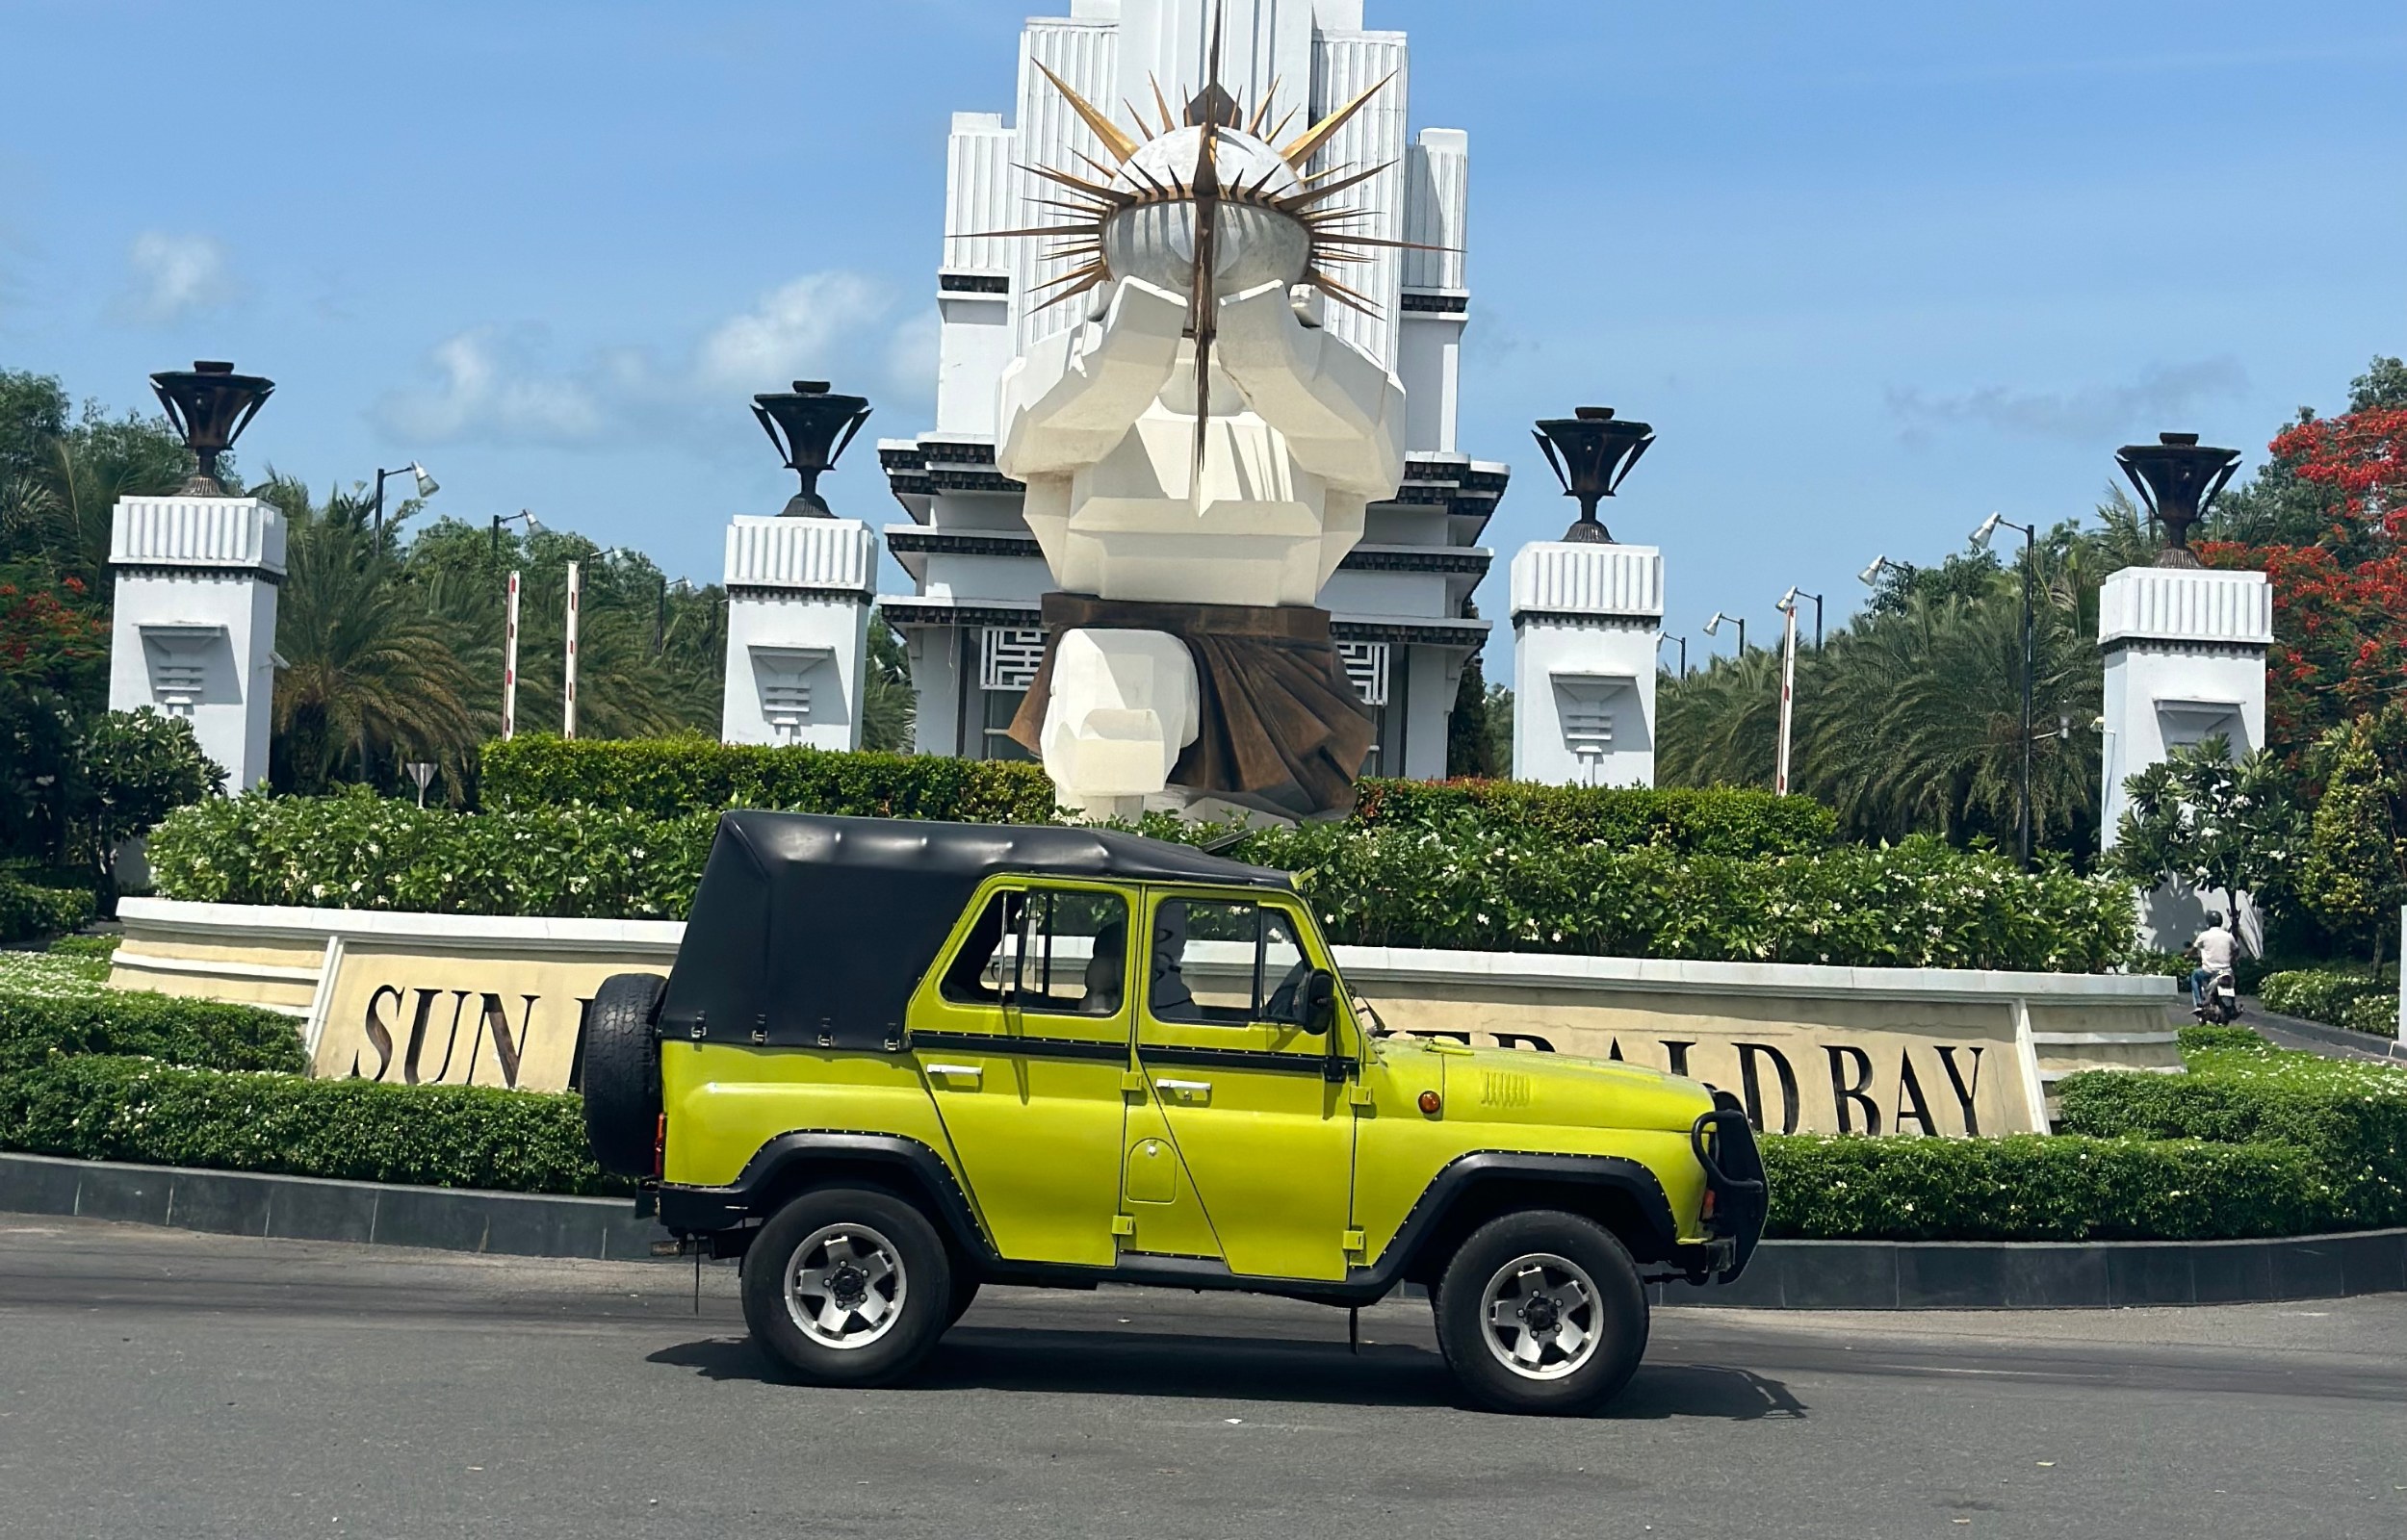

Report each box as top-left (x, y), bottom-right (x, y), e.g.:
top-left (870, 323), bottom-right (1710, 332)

top-left (0, 578), bottom-right (109, 678)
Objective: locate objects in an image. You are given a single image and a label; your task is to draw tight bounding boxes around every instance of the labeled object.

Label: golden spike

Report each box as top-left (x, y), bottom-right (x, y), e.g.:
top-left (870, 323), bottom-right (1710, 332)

top-left (1071, 149), bottom-right (1123, 180)
top-left (1150, 74), bottom-right (1178, 136)
top-left (1307, 270), bottom-right (1383, 317)
top-left (965, 223), bottom-right (1093, 240)
top-left (1032, 274), bottom-right (1109, 314)
top-left (1279, 161), bottom-right (1390, 210)
top-left (1247, 76), bottom-right (1281, 137)
top-left (1266, 106), bottom-right (1301, 144)
top-left (1121, 100), bottom-right (1158, 141)
top-left (1033, 60), bottom-right (1139, 164)
top-left (1031, 263), bottom-right (1107, 295)
top-left (1025, 164), bottom-right (1137, 204)
top-left (1315, 234), bottom-right (1457, 253)
top-left (1281, 72), bottom-right (1394, 168)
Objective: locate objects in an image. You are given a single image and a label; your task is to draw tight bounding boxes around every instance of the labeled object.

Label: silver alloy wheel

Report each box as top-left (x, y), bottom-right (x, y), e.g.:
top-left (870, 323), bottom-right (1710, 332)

top-left (783, 1223), bottom-right (909, 1350)
top-left (1479, 1251), bottom-right (1603, 1380)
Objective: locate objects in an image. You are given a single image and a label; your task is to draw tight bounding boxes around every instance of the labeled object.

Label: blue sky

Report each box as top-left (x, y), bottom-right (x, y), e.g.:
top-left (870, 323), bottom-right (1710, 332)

top-left (2, 1), bottom-right (2399, 660)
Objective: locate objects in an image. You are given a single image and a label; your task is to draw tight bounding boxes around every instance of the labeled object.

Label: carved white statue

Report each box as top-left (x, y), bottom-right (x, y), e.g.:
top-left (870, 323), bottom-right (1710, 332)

top-left (987, 43), bottom-right (1413, 820)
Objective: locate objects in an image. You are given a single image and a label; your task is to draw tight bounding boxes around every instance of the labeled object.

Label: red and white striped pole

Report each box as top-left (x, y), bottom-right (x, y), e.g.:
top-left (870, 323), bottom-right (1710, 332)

top-left (502, 571), bottom-right (521, 741)
top-left (563, 560), bottom-right (581, 740)
top-left (1774, 600), bottom-right (1798, 797)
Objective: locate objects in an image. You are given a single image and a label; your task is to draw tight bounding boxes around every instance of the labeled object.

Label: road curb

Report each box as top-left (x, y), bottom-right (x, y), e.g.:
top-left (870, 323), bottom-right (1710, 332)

top-left (0, 1153), bottom-right (669, 1263)
top-left (8, 1153), bottom-right (2404, 1307)
top-left (1652, 1229), bottom-right (2407, 1309)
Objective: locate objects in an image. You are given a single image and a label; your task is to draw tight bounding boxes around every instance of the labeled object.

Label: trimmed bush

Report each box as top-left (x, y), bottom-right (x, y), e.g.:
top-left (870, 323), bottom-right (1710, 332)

top-left (480, 733), bottom-right (1061, 825)
top-left (1245, 821), bottom-right (2135, 970)
top-left (1352, 779), bottom-right (1836, 856)
top-left (0, 1056), bottom-right (618, 1196)
top-left (0, 872), bottom-right (95, 943)
top-left (0, 988), bottom-right (305, 1077)
top-left (2058, 1039), bottom-right (2407, 1227)
top-left (2261, 967), bottom-right (2397, 1036)
top-left (1760, 1132), bottom-right (2325, 1241)
top-left (150, 790), bottom-right (2135, 971)
top-left (149, 786), bottom-right (715, 919)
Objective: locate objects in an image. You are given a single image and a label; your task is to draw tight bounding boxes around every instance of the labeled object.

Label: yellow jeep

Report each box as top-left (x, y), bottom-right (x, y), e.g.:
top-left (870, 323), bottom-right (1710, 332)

top-left (582, 811), bottom-right (1765, 1415)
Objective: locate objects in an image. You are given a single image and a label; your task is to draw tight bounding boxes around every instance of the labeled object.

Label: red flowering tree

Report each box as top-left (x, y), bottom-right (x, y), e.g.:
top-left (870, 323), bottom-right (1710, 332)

top-left (2200, 358), bottom-right (2407, 754)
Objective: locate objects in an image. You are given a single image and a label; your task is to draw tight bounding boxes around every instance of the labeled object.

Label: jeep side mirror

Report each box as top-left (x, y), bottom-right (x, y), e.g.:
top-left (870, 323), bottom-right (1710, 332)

top-left (1300, 968), bottom-right (1338, 1035)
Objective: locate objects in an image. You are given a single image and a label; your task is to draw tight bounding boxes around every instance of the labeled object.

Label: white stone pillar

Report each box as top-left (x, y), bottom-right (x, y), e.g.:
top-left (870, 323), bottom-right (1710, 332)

top-left (2099, 563), bottom-right (2273, 951)
top-left (1510, 542), bottom-right (1665, 787)
top-left (720, 517), bottom-right (877, 749)
top-left (106, 495), bottom-right (285, 789)
top-left (2098, 565), bottom-right (2273, 849)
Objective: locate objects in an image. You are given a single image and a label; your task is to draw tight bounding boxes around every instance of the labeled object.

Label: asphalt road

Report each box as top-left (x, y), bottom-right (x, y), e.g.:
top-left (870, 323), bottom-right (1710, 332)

top-left (1, 1219), bottom-right (2402, 1540)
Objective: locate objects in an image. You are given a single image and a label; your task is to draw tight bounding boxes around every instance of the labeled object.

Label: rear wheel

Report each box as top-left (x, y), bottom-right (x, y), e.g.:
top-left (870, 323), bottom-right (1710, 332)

top-left (580, 973), bottom-right (664, 1178)
top-left (1434, 1210), bottom-right (1648, 1416)
top-left (741, 1187), bottom-right (952, 1386)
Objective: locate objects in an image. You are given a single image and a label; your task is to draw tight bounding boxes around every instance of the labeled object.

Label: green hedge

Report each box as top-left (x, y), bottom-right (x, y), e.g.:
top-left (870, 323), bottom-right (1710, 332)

top-left (0, 873), bottom-right (95, 943)
top-left (1244, 821), bottom-right (2135, 970)
top-left (1352, 779), bottom-right (1836, 856)
top-left (2057, 1039), bottom-right (2407, 1227)
top-left (1760, 1132), bottom-right (2323, 1241)
top-left (0, 1056), bottom-right (618, 1196)
top-left (2260, 968), bottom-right (2397, 1037)
top-left (150, 786), bottom-right (716, 918)
top-left (150, 790), bottom-right (2135, 971)
top-left (0, 988), bottom-right (304, 1077)
top-left (481, 733), bottom-right (1061, 825)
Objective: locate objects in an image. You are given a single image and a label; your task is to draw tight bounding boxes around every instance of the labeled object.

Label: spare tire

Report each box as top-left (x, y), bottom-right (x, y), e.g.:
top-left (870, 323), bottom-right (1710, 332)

top-left (582, 972), bottom-right (666, 1179)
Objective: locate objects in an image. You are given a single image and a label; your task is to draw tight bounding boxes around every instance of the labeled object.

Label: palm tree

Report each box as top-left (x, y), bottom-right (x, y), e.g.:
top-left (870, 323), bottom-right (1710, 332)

top-left (255, 475), bottom-right (479, 792)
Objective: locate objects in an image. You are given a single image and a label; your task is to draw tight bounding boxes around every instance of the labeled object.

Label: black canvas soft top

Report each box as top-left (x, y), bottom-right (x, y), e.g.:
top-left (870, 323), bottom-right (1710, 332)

top-left (658, 810), bottom-right (1292, 1051)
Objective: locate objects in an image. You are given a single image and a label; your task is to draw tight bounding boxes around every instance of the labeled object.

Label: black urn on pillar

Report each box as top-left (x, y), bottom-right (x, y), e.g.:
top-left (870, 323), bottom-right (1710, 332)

top-left (150, 361), bottom-right (274, 497)
top-left (2116, 432), bottom-right (2242, 569)
top-left (1533, 406), bottom-right (1655, 544)
top-left (752, 380), bottom-right (872, 518)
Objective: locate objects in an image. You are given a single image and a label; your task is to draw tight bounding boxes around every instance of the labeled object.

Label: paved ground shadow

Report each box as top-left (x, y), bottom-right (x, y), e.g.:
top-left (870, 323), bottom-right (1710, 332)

top-left (646, 1326), bottom-right (1806, 1420)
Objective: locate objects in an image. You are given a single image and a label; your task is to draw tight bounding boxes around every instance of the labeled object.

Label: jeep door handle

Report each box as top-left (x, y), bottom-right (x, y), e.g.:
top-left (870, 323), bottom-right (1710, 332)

top-left (925, 1064), bottom-right (984, 1083)
top-left (1154, 1078), bottom-right (1212, 1094)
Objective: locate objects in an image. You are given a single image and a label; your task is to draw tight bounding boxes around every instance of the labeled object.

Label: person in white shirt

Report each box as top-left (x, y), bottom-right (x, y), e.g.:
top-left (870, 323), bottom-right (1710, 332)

top-left (2188, 915), bottom-right (2239, 1012)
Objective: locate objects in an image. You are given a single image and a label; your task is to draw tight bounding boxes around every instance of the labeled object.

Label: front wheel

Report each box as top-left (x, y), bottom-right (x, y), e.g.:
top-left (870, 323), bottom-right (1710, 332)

top-left (741, 1187), bottom-right (953, 1387)
top-left (1433, 1210), bottom-right (1648, 1416)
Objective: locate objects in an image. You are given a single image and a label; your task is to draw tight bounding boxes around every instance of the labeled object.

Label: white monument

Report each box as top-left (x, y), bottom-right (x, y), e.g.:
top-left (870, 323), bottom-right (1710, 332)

top-left (719, 517), bottom-right (877, 749)
top-left (107, 496), bottom-right (285, 789)
top-left (2098, 563), bottom-right (2273, 844)
top-left (879, 0), bottom-right (1500, 785)
top-left (1510, 543), bottom-right (1665, 786)
top-left (719, 382), bottom-right (879, 750)
top-left (106, 362), bottom-right (285, 790)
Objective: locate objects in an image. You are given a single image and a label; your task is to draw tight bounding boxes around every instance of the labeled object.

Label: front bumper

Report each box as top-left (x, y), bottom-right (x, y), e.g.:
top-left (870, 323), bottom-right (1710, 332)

top-left (1689, 1091), bottom-right (1770, 1283)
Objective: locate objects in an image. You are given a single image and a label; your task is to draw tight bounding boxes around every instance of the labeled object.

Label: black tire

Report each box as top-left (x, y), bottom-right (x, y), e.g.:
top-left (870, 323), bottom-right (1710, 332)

top-left (581, 972), bottom-right (665, 1179)
top-left (1433, 1210), bottom-right (1649, 1416)
top-left (741, 1186), bottom-right (953, 1387)
top-left (945, 1274), bottom-right (983, 1330)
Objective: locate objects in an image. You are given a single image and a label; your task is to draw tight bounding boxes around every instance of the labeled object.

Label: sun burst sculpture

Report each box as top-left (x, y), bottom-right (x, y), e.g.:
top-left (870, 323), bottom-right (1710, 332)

top-left (982, 9), bottom-right (1428, 469)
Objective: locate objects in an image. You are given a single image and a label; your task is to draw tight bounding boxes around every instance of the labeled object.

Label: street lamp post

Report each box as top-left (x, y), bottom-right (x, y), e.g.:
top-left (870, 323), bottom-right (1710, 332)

top-left (1783, 586), bottom-right (1825, 649)
top-left (489, 508), bottom-right (538, 560)
top-left (1858, 554), bottom-right (1895, 599)
top-left (1702, 611), bottom-right (1746, 658)
top-left (1657, 631), bottom-right (1687, 678)
top-left (1531, 406), bottom-right (1656, 544)
top-left (1773, 591), bottom-right (1802, 795)
top-left (403, 762), bottom-right (436, 809)
top-left (1971, 511), bottom-right (2038, 867)
top-left (370, 462), bottom-right (438, 534)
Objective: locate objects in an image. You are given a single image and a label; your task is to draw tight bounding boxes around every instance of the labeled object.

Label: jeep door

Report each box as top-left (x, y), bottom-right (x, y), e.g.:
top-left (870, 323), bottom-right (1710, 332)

top-left (1133, 891), bottom-right (1356, 1283)
top-left (913, 881), bottom-right (1132, 1268)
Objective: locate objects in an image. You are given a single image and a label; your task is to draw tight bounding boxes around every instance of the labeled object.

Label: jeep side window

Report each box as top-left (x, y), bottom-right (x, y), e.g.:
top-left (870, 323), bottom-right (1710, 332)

top-left (940, 888), bottom-right (1129, 1017)
top-left (1150, 899), bottom-right (1310, 1027)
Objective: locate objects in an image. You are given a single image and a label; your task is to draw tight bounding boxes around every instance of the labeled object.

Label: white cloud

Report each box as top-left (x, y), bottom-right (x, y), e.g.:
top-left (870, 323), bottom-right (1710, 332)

top-left (1886, 358), bottom-right (2249, 445)
top-left (693, 271), bottom-right (893, 395)
top-left (377, 328), bottom-right (605, 445)
top-left (119, 231), bottom-right (236, 323)
top-left (376, 270), bottom-right (932, 449)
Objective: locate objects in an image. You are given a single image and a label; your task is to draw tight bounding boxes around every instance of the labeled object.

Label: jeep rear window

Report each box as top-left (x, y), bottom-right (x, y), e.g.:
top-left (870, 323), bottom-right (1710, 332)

top-left (940, 888), bottom-right (1129, 1017)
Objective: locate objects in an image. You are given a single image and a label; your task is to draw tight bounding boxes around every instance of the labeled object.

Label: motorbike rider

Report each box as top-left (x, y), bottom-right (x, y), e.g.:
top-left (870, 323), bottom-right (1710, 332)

top-left (2187, 912), bottom-right (2239, 1016)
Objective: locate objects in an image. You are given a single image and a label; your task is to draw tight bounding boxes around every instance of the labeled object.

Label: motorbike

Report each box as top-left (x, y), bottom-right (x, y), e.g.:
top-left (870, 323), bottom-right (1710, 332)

top-left (2194, 968), bottom-right (2240, 1025)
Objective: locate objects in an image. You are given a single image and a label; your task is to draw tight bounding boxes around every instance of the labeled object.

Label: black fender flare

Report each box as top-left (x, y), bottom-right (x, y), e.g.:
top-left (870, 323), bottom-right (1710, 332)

top-left (655, 1131), bottom-right (991, 1262)
top-left (1356, 1151), bottom-right (1680, 1290)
